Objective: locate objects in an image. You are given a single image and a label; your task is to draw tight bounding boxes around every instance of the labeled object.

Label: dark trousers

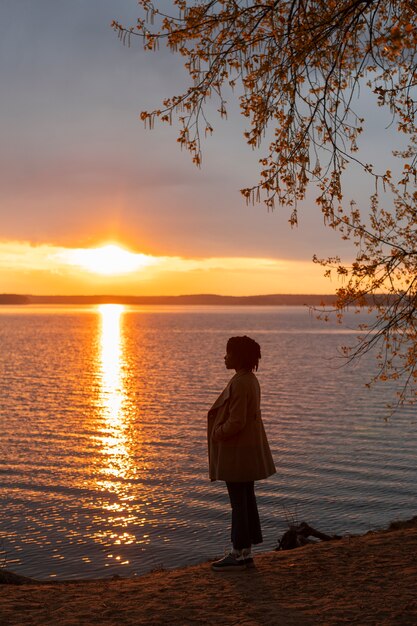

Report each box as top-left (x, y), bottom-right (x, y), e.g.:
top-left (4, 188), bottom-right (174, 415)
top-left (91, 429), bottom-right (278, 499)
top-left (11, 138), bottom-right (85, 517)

top-left (226, 481), bottom-right (263, 550)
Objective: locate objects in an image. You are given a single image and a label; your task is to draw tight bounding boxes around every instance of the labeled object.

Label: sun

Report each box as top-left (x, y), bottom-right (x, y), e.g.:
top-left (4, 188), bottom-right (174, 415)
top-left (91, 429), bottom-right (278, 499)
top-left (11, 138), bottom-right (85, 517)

top-left (56, 244), bottom-right (155, 275)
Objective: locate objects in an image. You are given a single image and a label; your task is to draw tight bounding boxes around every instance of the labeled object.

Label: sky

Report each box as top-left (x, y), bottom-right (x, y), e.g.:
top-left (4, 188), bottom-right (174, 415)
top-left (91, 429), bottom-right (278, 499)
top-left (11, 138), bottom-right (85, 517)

top-left (0, 0), bottom-right (399, 295)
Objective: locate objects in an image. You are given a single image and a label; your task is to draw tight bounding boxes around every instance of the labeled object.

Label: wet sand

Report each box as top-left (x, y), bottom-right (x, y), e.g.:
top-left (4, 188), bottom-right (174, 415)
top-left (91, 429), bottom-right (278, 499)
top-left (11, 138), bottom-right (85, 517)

top-left (1, 520), bottom-right (417, 625)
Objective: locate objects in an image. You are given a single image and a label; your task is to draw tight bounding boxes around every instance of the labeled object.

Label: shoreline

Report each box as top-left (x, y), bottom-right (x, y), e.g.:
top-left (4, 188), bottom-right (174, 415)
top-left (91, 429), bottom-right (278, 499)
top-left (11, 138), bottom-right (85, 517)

top-left (1, 518), bottom-right (417, 625)
top-left (0, 293), bottom-right (393, 306)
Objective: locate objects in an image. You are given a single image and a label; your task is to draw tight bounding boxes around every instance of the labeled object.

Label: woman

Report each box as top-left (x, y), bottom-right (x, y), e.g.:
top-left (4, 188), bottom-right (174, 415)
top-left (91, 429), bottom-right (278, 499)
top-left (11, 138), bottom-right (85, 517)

top-left (207, 335), bottom-right (276, 571)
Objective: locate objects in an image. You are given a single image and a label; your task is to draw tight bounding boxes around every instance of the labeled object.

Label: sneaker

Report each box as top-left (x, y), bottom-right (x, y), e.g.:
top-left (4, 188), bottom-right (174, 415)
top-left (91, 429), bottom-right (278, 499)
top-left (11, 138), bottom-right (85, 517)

top-left (241, 548), bottom-right (255, 569)
top-left (211, 553), bottom-right (246, 571)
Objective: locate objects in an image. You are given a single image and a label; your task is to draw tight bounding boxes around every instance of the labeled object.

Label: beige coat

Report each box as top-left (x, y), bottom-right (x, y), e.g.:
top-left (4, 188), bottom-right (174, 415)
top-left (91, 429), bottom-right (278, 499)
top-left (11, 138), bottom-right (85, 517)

top-left (207, 370), bottom-right (276, 482)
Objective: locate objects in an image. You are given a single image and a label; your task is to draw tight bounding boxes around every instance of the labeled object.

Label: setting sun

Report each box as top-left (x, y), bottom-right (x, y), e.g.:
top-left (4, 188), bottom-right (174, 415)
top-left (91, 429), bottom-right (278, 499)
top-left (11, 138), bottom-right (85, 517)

top-left (55, 244), bottom-right (156, 276)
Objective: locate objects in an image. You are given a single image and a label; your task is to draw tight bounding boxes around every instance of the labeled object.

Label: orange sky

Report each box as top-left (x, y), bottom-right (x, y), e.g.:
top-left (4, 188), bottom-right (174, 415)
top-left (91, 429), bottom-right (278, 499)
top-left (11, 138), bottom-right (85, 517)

top-left (0, 242), bottom-right (335, 295)
top-left (1, 1), bottom-right (391, 297)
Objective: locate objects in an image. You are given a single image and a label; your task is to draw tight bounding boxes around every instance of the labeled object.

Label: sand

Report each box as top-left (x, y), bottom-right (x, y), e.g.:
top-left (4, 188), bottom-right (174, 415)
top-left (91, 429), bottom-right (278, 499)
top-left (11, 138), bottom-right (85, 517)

top-left (1, 521), bottom-right (417, 625)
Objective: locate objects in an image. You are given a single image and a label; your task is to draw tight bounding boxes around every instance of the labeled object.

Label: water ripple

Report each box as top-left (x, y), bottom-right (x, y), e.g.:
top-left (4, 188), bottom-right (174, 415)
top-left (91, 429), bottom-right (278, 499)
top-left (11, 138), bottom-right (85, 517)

top-left (0, 305), bottom-right (416, 579)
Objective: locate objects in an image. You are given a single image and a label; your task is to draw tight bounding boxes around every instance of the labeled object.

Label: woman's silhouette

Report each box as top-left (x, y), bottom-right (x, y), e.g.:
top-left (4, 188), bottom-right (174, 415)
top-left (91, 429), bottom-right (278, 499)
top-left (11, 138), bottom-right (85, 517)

top-left (208, 335), bottom-right (276, 570)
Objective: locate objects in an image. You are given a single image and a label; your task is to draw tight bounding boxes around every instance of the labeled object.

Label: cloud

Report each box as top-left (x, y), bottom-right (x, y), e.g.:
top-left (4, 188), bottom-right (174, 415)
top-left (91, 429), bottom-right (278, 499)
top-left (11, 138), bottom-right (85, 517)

top-left (1, 0), bottom-right (394, 268)
top-left (0, 241), bottom-right (296, 275)
top-left (0, 240), bottom-right (332, 295)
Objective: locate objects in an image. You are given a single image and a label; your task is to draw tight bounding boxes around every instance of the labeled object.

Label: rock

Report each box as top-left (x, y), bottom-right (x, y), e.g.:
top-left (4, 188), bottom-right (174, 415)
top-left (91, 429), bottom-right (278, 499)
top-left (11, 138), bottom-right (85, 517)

top-left (0, 569), bottom-right (37, 585)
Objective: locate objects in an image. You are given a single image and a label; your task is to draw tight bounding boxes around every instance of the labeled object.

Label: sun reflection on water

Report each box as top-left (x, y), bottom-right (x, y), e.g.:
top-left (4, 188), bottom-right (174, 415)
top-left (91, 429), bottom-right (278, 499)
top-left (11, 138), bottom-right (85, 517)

top-left (100, 306), bottom-right (122, 403)
top-left (98, 304), bottom-right (128, 470)
top-left (94, 304), bottom-right (138, 564)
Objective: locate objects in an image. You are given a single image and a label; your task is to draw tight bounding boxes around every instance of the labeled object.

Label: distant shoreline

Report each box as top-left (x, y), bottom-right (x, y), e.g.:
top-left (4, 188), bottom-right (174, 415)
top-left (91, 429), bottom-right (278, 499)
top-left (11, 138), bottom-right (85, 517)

top-left (0, 293), bottom-right (393, 306)
top-left (1, 293), bottom-right (337, 306)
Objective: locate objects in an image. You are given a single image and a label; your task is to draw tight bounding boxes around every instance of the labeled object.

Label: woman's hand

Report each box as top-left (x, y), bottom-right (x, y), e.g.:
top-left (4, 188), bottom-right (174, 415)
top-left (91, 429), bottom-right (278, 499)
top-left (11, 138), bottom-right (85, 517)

top-left (212, 426), bottom-right (224, 442)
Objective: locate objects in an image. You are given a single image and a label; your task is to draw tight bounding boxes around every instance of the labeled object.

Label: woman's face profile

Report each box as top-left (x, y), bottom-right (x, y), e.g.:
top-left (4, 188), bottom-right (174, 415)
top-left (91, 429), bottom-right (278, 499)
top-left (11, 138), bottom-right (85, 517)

top-left (224, 349), bottom-right (240, 370)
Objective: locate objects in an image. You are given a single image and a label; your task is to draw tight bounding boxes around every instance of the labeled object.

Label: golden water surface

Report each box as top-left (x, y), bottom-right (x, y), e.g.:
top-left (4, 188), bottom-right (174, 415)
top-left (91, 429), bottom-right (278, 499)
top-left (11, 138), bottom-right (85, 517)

top-left (0, 305), bottom-right (416, 580)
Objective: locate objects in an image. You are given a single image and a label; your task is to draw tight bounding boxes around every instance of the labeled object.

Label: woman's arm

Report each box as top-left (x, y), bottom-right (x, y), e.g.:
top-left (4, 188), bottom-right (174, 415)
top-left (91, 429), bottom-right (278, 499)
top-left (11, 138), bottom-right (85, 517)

top-left (212, 378), bottom-right (248, 441)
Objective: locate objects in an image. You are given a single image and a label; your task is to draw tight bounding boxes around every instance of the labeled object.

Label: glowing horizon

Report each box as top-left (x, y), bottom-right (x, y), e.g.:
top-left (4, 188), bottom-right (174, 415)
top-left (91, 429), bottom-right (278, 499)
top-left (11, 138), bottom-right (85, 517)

top-left (0, 240), bottom-right (338, 296)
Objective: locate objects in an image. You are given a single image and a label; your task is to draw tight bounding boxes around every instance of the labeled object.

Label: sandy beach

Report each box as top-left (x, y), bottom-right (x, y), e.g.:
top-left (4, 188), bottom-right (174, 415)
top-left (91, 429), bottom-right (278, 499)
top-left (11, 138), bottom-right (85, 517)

top-left (1, 519), bottom-right (417, 625)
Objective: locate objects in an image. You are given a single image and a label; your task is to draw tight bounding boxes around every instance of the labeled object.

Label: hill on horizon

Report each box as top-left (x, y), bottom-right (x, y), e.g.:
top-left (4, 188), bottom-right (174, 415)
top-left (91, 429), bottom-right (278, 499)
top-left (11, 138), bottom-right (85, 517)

top-left (0, 293), bottom-right (340, 306)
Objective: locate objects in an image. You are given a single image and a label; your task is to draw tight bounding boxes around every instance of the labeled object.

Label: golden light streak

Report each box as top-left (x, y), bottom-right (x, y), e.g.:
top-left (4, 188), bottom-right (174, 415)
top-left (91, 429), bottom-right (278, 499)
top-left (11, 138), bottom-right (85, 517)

top-left (98, 304), bottom-right (130, 475)
top-left (99, 304), bottom-right (124, 423)
top-left (92, 304), bottom-right (141, 559)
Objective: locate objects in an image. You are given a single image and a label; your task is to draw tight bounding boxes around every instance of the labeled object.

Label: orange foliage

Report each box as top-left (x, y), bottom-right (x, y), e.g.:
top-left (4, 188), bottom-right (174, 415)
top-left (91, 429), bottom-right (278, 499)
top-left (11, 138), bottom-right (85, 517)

top-left (113, 1), bottom-right (417, 404)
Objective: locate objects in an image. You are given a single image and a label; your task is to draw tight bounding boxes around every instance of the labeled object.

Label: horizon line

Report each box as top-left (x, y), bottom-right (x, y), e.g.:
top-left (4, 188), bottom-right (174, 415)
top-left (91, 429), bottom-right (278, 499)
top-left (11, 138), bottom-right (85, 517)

top-left (2, 292), bottom-right (338, 298)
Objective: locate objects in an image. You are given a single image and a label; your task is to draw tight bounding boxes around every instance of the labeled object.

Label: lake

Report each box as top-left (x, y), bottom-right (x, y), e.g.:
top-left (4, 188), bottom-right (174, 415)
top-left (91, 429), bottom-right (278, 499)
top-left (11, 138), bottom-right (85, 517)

top-left (0, 305), bottom-right (415, 580)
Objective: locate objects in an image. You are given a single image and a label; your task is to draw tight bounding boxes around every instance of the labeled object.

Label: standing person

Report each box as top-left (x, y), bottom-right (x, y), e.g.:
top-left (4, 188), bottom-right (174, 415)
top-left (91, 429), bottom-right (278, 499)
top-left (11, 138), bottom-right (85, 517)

top-left (208, 335), bottom-right (276, 571)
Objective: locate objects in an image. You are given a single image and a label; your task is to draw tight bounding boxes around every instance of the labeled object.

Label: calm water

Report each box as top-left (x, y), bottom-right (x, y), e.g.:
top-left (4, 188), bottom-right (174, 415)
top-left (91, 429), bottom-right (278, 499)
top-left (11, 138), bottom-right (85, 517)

top-left (0, 305), bottom-right (415, 580)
